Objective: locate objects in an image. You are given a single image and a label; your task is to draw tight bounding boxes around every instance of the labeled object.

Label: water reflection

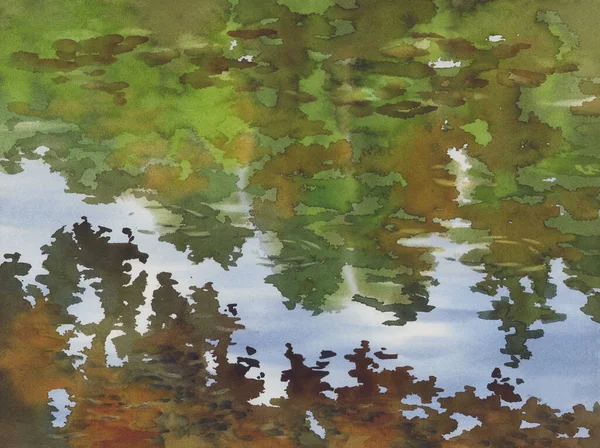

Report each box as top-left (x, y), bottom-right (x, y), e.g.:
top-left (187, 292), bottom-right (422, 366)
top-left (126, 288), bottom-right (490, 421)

top-left (1, 162), bottom-right (598, 402)
top-left (0, 161), bottom-right (598, 445)
top-left (0, 217), bottom-right (597, 446)
top-left (1, 0), bottom-right (600, 445)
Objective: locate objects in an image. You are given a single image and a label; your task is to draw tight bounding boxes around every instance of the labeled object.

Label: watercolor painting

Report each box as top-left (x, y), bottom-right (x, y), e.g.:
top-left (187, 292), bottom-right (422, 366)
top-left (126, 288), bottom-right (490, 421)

top-left (0, 0), bottom-right (598, 446)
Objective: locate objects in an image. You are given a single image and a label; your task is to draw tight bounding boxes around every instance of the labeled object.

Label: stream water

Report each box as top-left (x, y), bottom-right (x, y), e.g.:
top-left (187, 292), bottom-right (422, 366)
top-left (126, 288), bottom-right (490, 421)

top-left (1, 160), bottom-right (597, 440)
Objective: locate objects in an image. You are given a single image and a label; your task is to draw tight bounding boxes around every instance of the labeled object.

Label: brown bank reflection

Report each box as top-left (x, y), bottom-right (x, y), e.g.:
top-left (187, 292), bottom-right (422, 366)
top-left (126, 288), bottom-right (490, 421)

top-left (0, 220), bottom-right (597, 447)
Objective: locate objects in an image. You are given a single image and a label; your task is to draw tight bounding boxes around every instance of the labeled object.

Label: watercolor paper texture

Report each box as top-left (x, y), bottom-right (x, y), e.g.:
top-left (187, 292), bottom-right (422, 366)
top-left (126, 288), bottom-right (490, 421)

top-left (0, 0), bottom-right (598, 446)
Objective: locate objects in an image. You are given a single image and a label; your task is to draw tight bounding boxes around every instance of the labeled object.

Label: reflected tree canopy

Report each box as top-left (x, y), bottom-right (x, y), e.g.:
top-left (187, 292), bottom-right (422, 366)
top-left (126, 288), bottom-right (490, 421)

top-left (0, 0), bottom-right (599, 445)
top-left (0, 0), bottom-right (598, 328)
top-left (0, 220), bottom-right (598, 446)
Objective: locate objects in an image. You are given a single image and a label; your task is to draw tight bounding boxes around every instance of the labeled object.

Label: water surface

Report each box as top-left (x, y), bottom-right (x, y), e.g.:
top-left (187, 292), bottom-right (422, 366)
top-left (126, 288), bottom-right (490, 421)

top-left (0, 1), bottom-right (599, 446)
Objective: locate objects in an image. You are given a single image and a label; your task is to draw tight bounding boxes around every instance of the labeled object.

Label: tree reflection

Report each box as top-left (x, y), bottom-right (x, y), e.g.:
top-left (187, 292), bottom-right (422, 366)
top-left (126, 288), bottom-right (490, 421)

top-left (0, 0), bottom-right (598, 344)
top-left (0, 220), bottom-right (597, 447)
top-left (0, 0), bottom-right (600, 442)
